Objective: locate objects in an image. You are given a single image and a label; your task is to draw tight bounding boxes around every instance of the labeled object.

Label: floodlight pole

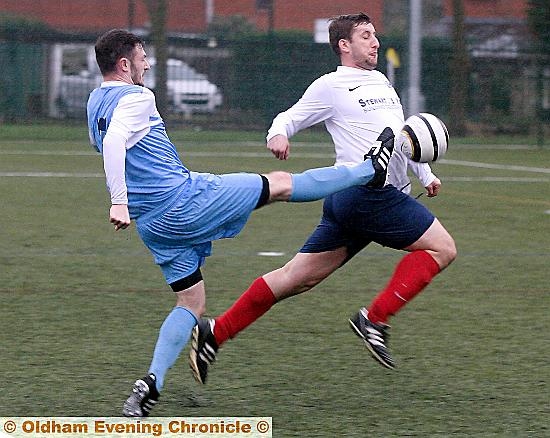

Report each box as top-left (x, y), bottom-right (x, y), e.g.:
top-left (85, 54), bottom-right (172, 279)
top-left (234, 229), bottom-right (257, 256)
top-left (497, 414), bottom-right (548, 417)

top-left (408, 0), bottom-right (423, 116)
top-left (205, 0), bottom-right (214, 25)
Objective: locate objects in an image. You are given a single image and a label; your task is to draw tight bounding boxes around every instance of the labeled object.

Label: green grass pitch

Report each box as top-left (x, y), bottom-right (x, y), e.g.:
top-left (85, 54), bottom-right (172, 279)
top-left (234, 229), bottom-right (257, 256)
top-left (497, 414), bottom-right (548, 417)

top-left (0, 123), bottom-right (549, 436)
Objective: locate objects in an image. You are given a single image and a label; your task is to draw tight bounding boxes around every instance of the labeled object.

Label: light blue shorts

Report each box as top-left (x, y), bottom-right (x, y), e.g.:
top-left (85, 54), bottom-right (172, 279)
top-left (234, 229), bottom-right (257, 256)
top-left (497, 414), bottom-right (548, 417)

top-left (136, 171), bottom-right (263, 285)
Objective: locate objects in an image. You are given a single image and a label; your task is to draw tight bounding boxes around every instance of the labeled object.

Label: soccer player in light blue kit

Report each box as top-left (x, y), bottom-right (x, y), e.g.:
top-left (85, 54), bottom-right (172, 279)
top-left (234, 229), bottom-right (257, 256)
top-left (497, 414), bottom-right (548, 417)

top-left (86, 29), bottom-right (393, 417)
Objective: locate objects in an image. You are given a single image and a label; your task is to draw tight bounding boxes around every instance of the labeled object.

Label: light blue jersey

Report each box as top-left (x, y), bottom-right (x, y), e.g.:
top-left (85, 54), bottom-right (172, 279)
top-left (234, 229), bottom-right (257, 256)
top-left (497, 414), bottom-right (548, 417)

top-left (87, 83), bottom-right (263, 284)
top-left (87, 84), bottom-right (190, 220)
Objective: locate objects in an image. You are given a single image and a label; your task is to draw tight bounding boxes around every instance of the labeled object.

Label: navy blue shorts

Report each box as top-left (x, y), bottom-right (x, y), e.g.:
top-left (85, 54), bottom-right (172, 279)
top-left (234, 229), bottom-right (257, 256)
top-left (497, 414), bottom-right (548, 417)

top-left (300, 185), bottom-right (435, 261)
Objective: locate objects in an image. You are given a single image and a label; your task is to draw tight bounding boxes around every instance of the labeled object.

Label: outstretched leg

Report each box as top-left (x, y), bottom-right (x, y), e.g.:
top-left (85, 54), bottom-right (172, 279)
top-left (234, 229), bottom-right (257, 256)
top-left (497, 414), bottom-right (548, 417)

top-left (266, 131), bottom-right (394, 202)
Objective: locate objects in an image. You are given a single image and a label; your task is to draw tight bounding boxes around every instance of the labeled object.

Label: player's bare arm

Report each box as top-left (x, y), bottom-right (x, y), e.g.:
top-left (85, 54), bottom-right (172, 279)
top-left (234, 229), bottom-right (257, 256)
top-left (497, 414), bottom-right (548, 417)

top-left (267, 134), bottom-right (290, 160)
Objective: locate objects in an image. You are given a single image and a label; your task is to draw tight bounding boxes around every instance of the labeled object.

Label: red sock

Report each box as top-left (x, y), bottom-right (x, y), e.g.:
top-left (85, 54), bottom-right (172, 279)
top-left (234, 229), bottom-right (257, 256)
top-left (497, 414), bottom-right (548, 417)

top-left (214, 276), bottom-right (277, 345)
top-left (367, 250), bottom-right (440, 324)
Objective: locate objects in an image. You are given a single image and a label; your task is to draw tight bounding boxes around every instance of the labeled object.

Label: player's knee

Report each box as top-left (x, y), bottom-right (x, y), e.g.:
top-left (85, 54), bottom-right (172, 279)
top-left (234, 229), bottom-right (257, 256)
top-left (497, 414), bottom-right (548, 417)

top-left (439, 235), bottom-right (457, 269)
top-left (263, 171), bottom-right (292, 202)
top-left (171, 269), bottom-right (206, 316)
top-left (173, 295), bottom-right (205, 317)
top-left (423, 220), bottom-right (457, 269)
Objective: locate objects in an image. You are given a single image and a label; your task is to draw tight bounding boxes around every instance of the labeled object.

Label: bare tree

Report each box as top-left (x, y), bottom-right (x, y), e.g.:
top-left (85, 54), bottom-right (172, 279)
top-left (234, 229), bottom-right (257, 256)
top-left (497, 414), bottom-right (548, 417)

top-left (527, 0), bottom-right (550, 146)
top-left (143, 0), bottom-right (168, 115)
top-left (527, 0), bottom-right (550, 53)
top-left (449, 0), bottom-right (468, 135)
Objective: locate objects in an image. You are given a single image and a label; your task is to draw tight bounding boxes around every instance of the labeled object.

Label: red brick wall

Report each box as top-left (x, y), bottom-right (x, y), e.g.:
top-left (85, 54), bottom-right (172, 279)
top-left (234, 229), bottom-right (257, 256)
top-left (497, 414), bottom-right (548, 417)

top-left (0, 0), bottom-right (528, 34)
top-left (443, 0), bottom-right (527, 19)
top-left (275, 0), bottom-right (383, 32)
top-left (0, 0), bottom-right (383, 34)
top-left (214, 0), bottom-right (384, 33)
top-left (0, 0), bottom-right (142, 32)
top-left (0, 0), bottom-right (207, 33)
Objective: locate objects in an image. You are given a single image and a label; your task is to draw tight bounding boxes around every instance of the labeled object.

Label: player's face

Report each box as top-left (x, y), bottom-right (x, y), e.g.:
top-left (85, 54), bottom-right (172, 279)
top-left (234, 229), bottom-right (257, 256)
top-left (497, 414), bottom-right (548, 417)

top-left (346, 22), bottom-right (380, 70)
top-left (129, 45), bottom-right (150, 86)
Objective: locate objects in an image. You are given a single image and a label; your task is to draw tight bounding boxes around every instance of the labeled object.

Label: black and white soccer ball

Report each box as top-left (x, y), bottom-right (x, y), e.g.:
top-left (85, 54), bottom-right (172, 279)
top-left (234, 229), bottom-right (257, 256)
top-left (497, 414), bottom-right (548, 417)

top-left (398, 113), bottom-right (449, 163)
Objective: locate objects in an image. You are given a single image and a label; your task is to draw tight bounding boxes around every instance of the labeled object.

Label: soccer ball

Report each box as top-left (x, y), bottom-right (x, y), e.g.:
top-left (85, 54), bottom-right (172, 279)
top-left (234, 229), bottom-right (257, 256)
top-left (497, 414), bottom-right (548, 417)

top-left (398, 113), bottom-right (449, 163)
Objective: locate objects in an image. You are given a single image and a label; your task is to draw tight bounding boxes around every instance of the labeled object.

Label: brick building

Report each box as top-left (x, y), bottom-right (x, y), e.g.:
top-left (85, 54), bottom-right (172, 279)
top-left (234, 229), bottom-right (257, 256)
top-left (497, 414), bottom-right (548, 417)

top-left (443, 0), bottom-right (527, 19)
top-left (0, 0), bottom-right (384, 35)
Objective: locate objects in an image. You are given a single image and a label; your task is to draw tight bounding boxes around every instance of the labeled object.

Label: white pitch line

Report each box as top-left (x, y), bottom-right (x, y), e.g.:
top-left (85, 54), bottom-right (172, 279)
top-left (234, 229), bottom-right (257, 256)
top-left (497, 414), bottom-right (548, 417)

top-left (1, 172), bottom-right (547, 183)
top-left (1, 149), bottom-right (549, 173)
top-left (0, 172), bottom-right (103, 177)
top-left (1, 151), bottom-right (549, 177)
top-left (186, 151), bottom-right (336, 159)
top-left (0, 150), bottom-right (97, 156)
top-left (440, 159), bottom-right (550, 174)
top-left (257, 251), bottom-right (286, 257)
top-left (0, 150), bottom-right (333, 159)
top-left (444, 176), bottom-right (550, 182)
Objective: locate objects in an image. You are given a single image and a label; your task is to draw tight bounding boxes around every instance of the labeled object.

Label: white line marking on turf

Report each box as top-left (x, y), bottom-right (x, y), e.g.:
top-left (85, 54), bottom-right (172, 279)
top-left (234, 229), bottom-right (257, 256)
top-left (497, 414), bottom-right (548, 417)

top-left (0, 172), bottom-right (547, 183)
top-left (1, 150), bottom-right (549, 173)
top-left (257, 251), bottom-right (286, 257)
top-left (0, 150), bottom-right (97, 156)
top-left (444, 176), bottom-right (550, 182)
top-left (440, 159), bottom-right (550, 174)
top-left (0, 172), bottom-right (103, 177)
top-left (1, 153), bottom-right (549, 178)
top-left (0, 150), bottom-right (331, 158)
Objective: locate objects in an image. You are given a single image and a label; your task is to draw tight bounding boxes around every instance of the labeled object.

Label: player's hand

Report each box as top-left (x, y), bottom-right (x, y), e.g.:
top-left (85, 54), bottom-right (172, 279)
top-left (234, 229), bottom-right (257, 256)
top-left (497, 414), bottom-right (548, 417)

top-left (109, 204), bottom-right (131, 231)
top-left (364, 127), bottom-right (395, 188)
top-left (425, 177), bottom-right (441, 197)
top-left (267, 135), bottom-right (290, 160)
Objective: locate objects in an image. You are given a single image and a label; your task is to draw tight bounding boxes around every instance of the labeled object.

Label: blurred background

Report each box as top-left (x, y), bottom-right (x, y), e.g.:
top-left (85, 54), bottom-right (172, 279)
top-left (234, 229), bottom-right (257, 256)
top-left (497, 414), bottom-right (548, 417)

top-left (0, 0), bottom-right (548, 142)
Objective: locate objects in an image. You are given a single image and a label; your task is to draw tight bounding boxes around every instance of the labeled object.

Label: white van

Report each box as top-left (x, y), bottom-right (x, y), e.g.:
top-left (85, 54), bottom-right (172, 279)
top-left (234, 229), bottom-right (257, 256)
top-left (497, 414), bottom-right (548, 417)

top-left (56, 47), bottom-right (222, 117)
top-left (146, 58), bottom-right (222, 115)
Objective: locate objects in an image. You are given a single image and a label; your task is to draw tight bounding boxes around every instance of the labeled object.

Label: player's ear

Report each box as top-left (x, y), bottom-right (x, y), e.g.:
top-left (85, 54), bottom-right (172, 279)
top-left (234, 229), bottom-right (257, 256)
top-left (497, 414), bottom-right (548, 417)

top-left (339, 38), bottom-right (351, 54)
top-left (119, 57), bottom-right (131, 72)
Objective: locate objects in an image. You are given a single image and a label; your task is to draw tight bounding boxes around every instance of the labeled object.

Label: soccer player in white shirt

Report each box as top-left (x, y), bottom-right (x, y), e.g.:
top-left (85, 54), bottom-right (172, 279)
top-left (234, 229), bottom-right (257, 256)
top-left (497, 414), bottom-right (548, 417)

top-left (86, 29), bottom-right (392, 417)
top-left (190, 13), bottom-right (457, 382)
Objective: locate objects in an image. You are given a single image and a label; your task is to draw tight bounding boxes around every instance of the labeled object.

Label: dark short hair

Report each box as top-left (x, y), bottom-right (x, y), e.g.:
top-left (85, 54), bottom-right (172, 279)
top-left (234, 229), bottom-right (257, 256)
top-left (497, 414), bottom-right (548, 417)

top-left (95, 29), bottom-right (144, 75)
top-left (328, 13), bottom-right (372, 56)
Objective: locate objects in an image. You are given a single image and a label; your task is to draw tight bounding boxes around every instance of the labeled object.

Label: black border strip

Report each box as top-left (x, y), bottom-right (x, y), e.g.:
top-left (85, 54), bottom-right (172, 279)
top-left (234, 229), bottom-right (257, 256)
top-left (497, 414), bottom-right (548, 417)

top-left (417, 114), bottom-right (438, 161)
top-left (402, 125), bottom-right (421, 162)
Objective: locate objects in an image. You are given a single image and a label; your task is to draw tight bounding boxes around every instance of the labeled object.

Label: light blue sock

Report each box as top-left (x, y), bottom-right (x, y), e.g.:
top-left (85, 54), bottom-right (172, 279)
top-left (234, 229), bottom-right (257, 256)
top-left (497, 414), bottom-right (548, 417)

top-left (148, 306), bottom-right (197, 392)
top-left (289, 160), bottom-right (374, 202)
